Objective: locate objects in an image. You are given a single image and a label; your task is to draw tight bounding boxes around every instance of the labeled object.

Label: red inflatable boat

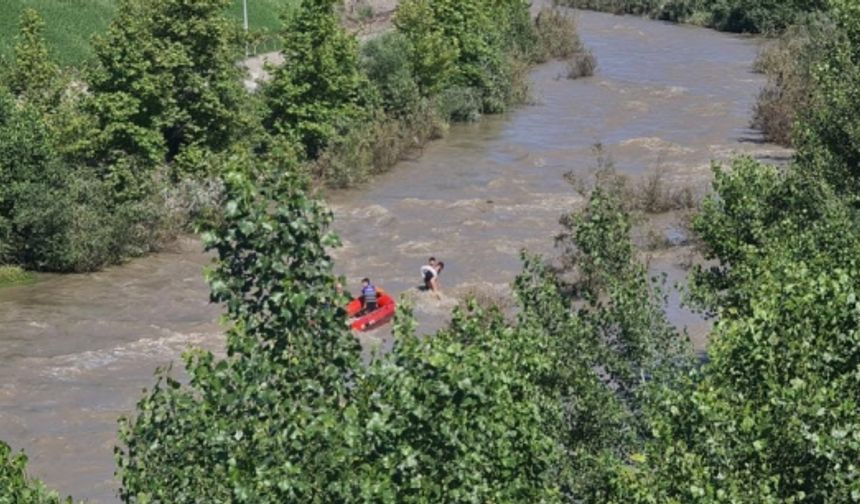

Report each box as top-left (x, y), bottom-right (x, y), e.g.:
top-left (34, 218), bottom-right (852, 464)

top-left (346, 290), bottom-right (396, 332)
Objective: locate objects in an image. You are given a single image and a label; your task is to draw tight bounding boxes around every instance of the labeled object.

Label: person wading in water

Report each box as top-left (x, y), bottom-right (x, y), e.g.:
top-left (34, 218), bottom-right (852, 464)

top-left (420, 258), bottom-right (444, 299)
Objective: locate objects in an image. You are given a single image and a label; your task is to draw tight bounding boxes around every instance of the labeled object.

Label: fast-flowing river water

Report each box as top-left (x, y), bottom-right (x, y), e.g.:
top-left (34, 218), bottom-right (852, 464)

top-left (0, 10), bottom-right (789, 502)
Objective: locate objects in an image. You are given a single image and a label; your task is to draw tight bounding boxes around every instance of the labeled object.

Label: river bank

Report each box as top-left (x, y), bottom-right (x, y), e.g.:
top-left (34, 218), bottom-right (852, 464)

top-left (0, 10), bottom-right (790, 502)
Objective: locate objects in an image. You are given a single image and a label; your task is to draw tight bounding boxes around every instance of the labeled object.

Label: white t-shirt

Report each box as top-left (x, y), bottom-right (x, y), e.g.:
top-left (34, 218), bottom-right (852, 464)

top-left (421, 265), bottom-right (437, 280)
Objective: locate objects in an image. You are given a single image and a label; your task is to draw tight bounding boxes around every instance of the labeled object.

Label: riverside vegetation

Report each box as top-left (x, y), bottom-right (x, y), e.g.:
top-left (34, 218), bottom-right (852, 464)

top-left (558, 0), bottom-right (830, 34)
top-left (0, 0), bottom-right (586, 274)
top-left (5, 0), bottom-right (860, 503)
top-left (562, 0), bottom-right (838, 148)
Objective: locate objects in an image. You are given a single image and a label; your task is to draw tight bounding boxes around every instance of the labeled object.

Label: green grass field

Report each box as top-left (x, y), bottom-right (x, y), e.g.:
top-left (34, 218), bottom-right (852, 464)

top-left (1, 0), bottom-right (297, 66)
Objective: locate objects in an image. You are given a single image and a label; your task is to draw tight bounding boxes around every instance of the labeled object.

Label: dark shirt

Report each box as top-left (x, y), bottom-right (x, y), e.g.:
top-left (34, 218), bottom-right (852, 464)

top-left (362, 285), bottom-right (378, 305)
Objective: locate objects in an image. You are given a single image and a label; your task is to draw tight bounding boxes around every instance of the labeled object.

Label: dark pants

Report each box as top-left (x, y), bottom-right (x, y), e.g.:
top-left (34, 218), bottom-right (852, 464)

top-left (363, 301), bottom-right (378, 314)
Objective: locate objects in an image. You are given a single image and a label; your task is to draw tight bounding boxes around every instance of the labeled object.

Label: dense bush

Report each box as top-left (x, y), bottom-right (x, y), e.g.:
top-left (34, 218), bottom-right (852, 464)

top-left (707, 0), bottom-right (829, 34)
top-left (361, 32), bottom-right (422, 118)
top-left (0, 266), bottom-right (33, 288)
top-left (534, 8), bottom-right (590, 63)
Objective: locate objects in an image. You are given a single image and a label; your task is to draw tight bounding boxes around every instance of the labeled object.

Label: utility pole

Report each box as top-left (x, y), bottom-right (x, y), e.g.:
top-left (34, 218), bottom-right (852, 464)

top-left (243, 0), bottom-right (249, 57)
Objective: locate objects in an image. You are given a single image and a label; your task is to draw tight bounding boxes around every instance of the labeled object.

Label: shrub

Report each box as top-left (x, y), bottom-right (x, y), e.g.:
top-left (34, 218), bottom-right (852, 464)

top-left (309, 104), bottom-right (446, 189)
top-left (435, 85), bottom-right (483, 122)
top-left (633, 166), bottom-right (697, 213)
top-left (310, 118), bottom-right (374, 188)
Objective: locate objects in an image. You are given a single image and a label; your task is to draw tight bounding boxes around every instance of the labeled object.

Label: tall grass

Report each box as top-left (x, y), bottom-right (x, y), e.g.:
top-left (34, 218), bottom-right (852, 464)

top-left (0, 0), bottom-right (298, 66)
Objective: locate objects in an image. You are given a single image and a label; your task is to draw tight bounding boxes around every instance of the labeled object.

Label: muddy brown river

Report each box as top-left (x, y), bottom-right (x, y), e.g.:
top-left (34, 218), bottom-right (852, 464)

top-left (0, 10), bottom-right (789, 502)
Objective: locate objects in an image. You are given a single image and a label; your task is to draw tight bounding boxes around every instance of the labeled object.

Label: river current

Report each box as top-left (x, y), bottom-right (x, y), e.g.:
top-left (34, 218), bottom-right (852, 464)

top-left (0, 10), bottom-right (788, 502)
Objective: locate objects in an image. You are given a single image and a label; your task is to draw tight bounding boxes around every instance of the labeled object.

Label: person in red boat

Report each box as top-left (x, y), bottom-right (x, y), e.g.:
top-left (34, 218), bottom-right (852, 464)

top-left (359, 277), bottom-right (378, 314)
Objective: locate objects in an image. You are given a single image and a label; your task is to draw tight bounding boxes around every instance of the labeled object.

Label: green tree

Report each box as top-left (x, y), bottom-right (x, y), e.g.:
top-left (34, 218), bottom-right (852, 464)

top-left (523, 162), bottom-right (692, 499)
top-left (264, 0), bottom-right (374, 158)
top-left (395, 0), bottom-right (516, 113)
top-left (4, 9), bottom-right (61, 107)
top-left (351, 301), bottom-right (564, 502)
top-left (117, 154), bottom-right (364, 502)
top-left (0, 440), bottom-right (71, 504)
top-left (391, 0), bottom-right (459, 96)
top-left (605, 256), bottom-right (860, 503)
top-left (689, 157), bottom-right (858, 316)
top-left (601, 157), bottom-right (860, 502)
top-left (0, 87), bottom-right (160, 272)
top-left (89, 0), bottom-right (248, 165)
